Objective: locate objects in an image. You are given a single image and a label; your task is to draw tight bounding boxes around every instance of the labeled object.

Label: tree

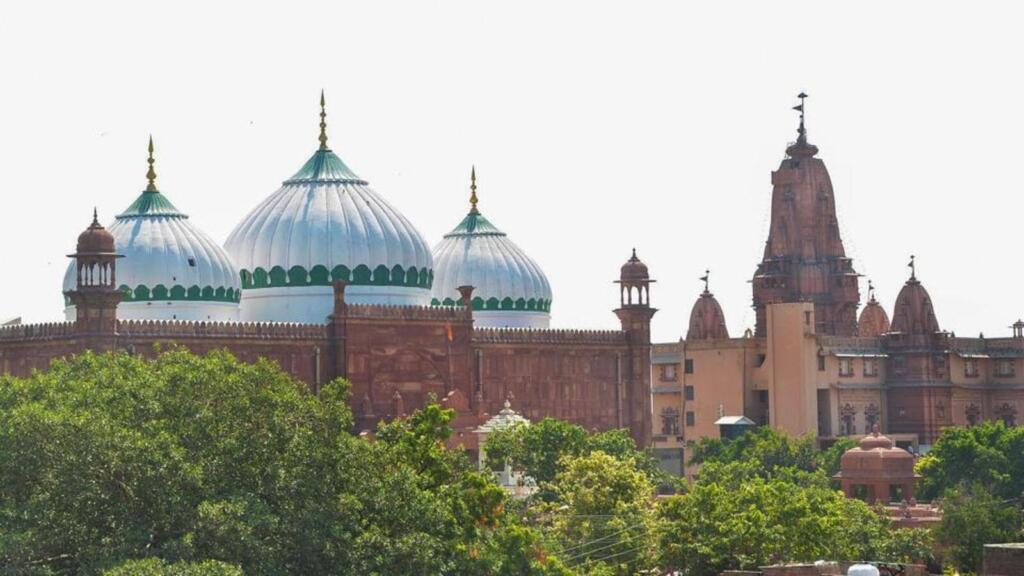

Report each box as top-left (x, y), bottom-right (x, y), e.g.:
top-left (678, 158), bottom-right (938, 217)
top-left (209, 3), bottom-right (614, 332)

top-left (688, 426), bottom-right (834, 476)
top-left (482, 418), bottom-right (663, 486)
top-left (102, 559), bottom-right (243, 576)
top-left (936, 485), bottom-right (1021, 573)
top-left (0, 349), bottom-right (569, 575)
top-left (546, 452), bottom-right (657, 575)
top-left (916, 421), bottom-right (1024, 500)
top-left (656, 475), bottom-right (932, 576)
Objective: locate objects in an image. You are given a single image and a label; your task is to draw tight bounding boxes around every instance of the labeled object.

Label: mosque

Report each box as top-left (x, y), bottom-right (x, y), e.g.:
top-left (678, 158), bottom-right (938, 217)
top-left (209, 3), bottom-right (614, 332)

top-left (2, 94), bottom-right (653, 452)
top-left (3, 93), bottom-right (1022, 476)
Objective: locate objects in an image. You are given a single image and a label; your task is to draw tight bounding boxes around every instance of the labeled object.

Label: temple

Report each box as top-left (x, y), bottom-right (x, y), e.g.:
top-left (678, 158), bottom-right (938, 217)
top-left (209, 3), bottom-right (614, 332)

top-left (650, 94), bottom-right (1024, 476)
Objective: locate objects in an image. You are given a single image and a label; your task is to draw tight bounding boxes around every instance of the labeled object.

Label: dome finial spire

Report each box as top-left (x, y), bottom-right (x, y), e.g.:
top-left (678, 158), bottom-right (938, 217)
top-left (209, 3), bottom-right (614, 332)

top-left (908, 254), bottom-right (916, 281)
top-left (868, 278), bottom-right (876, 301)
top-left (700, 269), bottom-right (710, 294)
top-left (794, 92), bottom-right (808, 144)
top-left (145, 135), bottom-right (158, 192)
top-left (469, 165), bottom-right (479, 214)
top-left (91, 207), bottom-right (100, 227)
top-left (318, 90), bottom-right (329, 151)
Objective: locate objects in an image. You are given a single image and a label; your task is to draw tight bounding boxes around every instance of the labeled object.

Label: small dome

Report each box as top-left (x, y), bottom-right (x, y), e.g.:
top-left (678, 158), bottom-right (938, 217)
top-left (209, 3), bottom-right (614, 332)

top-left (225, 97), bottom-right (433, 322)
top-left (64, 140), bottom-right (240, 321)
top-left (76, 210), bottom-right (116, 255)
top-left (431, 171), bottom-right (552, 329)
top-left (837, 431), bottom-right (917, 479)
top-left (687, 287), bottom-right (729, 340)
top-left (858, 294), bottom-right (891, 337)
top-left (891, 272), bottom-right (939, 335)
top-left (620, 249), bottom-right (649, 282)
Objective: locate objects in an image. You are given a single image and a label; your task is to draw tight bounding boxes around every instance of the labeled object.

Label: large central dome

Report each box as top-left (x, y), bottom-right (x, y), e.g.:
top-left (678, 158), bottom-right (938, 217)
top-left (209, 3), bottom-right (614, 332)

top-left (225, 96), bottom-right (434, 323)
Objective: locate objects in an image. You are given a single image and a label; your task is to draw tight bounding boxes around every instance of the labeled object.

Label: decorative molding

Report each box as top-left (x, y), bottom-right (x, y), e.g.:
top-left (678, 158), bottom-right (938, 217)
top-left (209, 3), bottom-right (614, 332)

top-left (432, 296), bottom-right (551, 313)
top-left (473, 327), bottom-right (627, 345)
top-left (239, 264), bottom-right (433, 290)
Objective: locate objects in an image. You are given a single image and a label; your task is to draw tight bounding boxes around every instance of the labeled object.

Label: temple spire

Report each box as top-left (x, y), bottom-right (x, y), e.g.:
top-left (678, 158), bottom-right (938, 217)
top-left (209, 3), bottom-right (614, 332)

top-left (908, 255), bottom-right (916, 281)
top-left (793, 91), bottom-right (808, 144)
top-left (145, 136), bottom-right (158, 192)
top-left (319, 90), bottom-right (329, 150)
top-left (868, 279), bottom-right (876, 301)
top-left (700, 269), bottom-right (710, 294)
top-left (469, 165), bottom-right (479, 214)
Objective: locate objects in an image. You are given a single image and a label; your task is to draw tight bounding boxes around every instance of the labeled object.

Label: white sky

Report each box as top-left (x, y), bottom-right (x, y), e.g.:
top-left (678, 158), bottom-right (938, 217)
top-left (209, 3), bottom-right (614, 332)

top-left (1, 1), bottom-right (1021, 343)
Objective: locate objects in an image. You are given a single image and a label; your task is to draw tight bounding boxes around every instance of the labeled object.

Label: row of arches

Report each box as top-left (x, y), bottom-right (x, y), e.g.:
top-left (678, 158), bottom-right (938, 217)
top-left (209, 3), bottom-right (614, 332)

top-left (430, 296), bottom-right (552, 312)
top-left (239, 264), bottom-right (433, 290)
top-left (118, 284), bottom-right (242, 303)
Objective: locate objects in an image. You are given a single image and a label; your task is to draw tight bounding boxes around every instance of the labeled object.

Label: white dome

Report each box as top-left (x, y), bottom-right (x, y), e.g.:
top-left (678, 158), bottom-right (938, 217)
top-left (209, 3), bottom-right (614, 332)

top-left (63, 184), bottom-right (241, 322)
top-left (225, 142), bottom-right (433, 323)
top-left (431, 187), bottom-right (552, 329)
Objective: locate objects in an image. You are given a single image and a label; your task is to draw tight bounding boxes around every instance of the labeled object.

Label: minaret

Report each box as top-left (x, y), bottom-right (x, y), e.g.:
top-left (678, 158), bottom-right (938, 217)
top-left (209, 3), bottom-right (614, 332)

top-left (65, 209), bottom-right (123, 338)
top-left (614, 249), bottom-right (656, 447)
top-left (752, 93), bottom-right (860, 336)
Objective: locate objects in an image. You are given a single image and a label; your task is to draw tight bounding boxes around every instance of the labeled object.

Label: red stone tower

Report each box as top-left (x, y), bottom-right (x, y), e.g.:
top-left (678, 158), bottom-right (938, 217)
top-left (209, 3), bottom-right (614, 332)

top-left (752, 94), bottom-right (860, 336)
top-left (65, 210), bottom-right (122, 340)
top-left (614, 249), bottom-right (656, 447)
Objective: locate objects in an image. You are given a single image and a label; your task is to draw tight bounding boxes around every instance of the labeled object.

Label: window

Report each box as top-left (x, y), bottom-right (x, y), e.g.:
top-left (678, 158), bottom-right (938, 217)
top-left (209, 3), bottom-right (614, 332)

top-left (660, 364), bottom-right (678, 382)
top-left (893, 356), bottom-right (906, 375)
top-left (996, 359), bottom-right (1016, 378)
top-left (804, 311), bottom-right (812, 326)
top-left (684, 385), bottom-right (694, 401)
top-left (818, 356), bottom-right (826, 371)
top-left (660, 407), bottom-right (680, 436)
top-left (965, 404), bottom-right (980, 426)
top-left (840, 403), bottom-right (857, 436)
top-left (685, 411), bottom-right (695, 427)
top-left (934, 354), bottom-right (947, 374)
top-left (187, 257), bottom-right (196, 267)
top-left (863, 359), bottom-right (878, 377)
top-left (684, 359), bottom-right (694, 374)
top-left (864, 404), bottom-right (879, 433)
top-left (964, 359), bottom-right (979, 378)
top-left (755, 354), bottom-right (766, 367)
top-left (839, 358), bottom-right (854, 377)
top-left (996, 403), bottom-right (1017, 427)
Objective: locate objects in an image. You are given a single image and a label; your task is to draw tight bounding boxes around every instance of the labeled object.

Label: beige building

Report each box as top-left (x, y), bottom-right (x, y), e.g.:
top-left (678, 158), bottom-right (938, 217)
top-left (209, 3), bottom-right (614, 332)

top-left (651, 98), bottom-right (1024, 476)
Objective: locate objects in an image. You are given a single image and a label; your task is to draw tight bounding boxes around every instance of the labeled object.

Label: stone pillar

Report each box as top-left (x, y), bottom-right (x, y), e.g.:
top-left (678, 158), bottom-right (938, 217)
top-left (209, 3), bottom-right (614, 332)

top-left (327, 281), bottom-right (348, 382)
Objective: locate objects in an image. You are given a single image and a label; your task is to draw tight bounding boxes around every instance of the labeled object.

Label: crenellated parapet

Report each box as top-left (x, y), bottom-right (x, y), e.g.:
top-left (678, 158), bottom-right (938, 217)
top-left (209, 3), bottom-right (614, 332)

top-left (344, 303), bottom-right (469, 322)
top-left (473, 327), bottom-right (627, 346)
top-left (116, 319), bottom-right (327, 340)
top-left (0, 322), bottom-right (76, 341)
top-left (950, 336), bottom-right (1024, 358)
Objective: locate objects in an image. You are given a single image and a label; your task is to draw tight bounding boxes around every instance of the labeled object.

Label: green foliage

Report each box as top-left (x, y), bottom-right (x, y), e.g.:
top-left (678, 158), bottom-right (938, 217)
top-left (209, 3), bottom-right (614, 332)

top-left (916, 421), bottom-right (1024, 500)
top-left (546, 452), bottom-right (657, 575)
top-left (482, 418), bottom-right (663, 485)
top-left (656, 476), bottom-right (933, 576)
top-left (936, 485), bottom-right (1021, 573)
top-left (0, 349), bottom-right (566, 575)
top-left (688, 426), bottom-right (824, 476)
top-left (102, 559), bottom-right (243, 576)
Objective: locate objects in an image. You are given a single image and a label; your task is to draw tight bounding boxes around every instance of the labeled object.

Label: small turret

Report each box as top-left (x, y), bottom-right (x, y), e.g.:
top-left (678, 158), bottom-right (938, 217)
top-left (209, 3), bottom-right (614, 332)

top-left (65, 210), bottom-right (122, 336)
top-left (891, 256), bottom-right (940, 335)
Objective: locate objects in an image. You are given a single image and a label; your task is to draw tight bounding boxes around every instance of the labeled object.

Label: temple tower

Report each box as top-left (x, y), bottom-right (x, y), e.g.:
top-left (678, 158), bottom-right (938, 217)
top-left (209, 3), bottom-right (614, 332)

top-left (614, 249), bottom-right (656, 447)
top-left (752, 94), bottom-right (860, 336)
top-left (65, 210), bottom-right (122, 339)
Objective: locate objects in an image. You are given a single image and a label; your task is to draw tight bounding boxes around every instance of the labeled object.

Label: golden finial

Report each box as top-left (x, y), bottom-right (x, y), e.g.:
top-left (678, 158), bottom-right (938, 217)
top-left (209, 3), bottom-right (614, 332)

top-left (469, 165), bottom-right (479, 214)
top-left (319, 90), bottom-right (328, 150)
top-left (145, 135), bottom-right (158, 192)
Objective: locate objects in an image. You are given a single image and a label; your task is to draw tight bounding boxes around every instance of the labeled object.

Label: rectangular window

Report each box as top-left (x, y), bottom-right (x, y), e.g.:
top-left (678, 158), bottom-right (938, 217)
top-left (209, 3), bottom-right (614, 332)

top-left (684, 359), bottom-right (694, 374)
top-left (996, 359), bottom-right (1016, 378)
top-left (964, 359), bottom-right (979, 378)
top-left (684, 385), bottom-right (694, 401)
top-left (817, 356), bottom-right (826, 371)
top-left (660, 364), bottom-right (678, 382)
top-left (839, 359), bottom-right (854, 377)
top-left (756, 354), bottom-right (766, 367)
top-left (863, 359), bottom-right (878, 377)
top-left (685, 411), bottom-right (695, 427)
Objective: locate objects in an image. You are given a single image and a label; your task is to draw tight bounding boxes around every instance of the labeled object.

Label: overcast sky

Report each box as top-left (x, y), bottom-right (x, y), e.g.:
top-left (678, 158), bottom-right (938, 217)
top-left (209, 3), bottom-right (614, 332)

top-left (1, 2), bottom-right (1021, 343)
